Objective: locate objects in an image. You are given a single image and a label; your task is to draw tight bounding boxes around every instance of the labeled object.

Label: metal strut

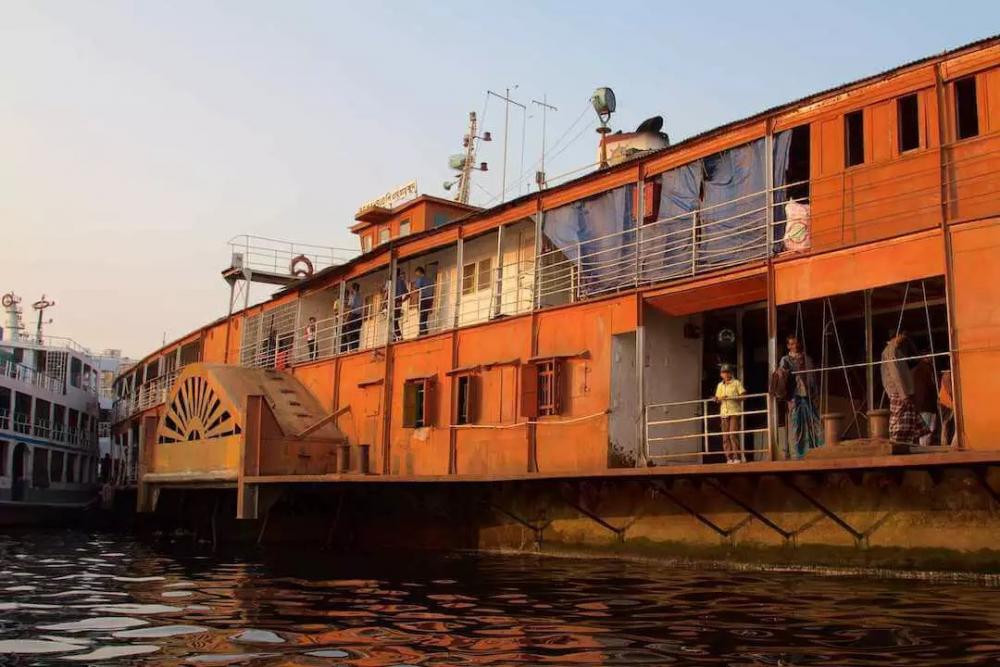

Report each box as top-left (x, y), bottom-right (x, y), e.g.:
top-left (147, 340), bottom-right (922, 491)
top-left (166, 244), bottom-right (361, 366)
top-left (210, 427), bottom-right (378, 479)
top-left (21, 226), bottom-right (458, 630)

top-left (490, 503), bottom-right (549, 547)
top-left (972, 466), bottom-right (1000, 506)
top-left (562, 499), bottom-right (630, 543)
top-left (648, 481), bottom-right (750, 542)
top-left (704, 478), bottom-right (793, 543)
top-left (782, 477), bottom-right (893, 548)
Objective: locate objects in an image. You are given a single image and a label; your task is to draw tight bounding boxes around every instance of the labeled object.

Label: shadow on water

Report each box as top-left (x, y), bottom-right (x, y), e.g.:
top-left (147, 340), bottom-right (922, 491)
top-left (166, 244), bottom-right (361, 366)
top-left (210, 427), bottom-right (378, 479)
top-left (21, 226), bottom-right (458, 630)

top-left (0, 529), bottom-right (998, 665)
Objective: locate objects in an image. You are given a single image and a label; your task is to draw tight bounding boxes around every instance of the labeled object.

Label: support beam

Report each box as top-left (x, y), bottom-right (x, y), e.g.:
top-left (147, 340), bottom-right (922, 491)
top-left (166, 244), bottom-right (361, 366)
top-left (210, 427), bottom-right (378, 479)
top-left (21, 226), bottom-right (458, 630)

top-left (648, 480), bottom-right (748, 541)
top-left (704, 478), bottom-right (793, 542)
top-left (489, 502), bottom-right (548, 547)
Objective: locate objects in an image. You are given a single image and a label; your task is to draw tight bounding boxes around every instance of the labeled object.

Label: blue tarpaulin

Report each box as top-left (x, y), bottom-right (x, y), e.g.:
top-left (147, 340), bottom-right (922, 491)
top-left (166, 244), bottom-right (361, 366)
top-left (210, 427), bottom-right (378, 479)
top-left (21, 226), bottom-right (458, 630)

top-left (542, 185), bottom-right (635, 298)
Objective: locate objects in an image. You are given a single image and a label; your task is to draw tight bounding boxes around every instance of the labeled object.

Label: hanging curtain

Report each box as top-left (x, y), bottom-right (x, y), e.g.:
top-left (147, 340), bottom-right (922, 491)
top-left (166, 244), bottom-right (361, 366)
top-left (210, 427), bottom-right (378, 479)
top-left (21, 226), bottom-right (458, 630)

top-left (542, 185), bottom-right (635, 298)
top-left (642, 161), bottom-right (704, 282)
top-left (698, 139), bottom-right (767, 269)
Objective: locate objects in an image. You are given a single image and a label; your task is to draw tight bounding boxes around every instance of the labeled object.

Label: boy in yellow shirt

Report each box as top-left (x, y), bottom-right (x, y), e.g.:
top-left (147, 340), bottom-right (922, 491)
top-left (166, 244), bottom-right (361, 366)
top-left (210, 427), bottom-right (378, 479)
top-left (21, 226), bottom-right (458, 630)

top-left (714, 363), bottom-right (746, 464)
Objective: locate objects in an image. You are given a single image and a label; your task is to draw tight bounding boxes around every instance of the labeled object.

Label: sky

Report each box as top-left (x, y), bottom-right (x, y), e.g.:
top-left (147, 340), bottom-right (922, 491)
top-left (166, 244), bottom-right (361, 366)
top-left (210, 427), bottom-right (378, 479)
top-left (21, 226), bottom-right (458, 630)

top-left (1, 1), bottom-right (996, 359)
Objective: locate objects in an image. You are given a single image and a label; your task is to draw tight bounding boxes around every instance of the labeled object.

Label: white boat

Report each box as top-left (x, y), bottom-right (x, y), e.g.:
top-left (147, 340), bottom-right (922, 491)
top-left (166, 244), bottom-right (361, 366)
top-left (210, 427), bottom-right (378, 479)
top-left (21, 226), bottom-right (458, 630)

top-left (0, 292), bottom-right (122, 523)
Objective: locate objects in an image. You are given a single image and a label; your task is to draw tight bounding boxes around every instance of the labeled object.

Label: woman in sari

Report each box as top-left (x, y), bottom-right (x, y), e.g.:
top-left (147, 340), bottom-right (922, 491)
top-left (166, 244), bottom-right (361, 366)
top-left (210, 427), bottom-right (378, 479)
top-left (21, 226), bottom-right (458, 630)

top-left (779, 334), bottom-right (823, 458)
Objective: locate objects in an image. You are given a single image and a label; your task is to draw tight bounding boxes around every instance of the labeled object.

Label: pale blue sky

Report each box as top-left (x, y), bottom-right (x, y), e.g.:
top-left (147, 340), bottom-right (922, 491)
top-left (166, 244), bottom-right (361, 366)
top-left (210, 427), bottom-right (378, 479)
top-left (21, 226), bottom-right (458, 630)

top-left (1, 1), bottom-right (996, 357)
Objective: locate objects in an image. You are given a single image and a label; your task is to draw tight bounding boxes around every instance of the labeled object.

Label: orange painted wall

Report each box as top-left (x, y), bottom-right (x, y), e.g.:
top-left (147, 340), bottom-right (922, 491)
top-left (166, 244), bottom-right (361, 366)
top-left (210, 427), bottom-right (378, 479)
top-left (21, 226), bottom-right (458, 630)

top-left (775, 230), bottom-right (945, 305)
top-left (453, 317), bottom-right (534, 476)
top-left (949, 217), bottom-right (1000, 450)
top-left (532, 297), bottom-right (636, 474)
top-left (388, 333), bottom-right (453, 476)
top-left (333, 351), bottom-right (387, 472)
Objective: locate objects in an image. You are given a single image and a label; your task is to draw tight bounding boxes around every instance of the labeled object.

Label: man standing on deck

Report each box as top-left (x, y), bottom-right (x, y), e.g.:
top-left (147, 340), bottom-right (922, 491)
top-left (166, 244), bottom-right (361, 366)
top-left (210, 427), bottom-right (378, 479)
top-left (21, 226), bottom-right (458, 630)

top-left (305, 317), bottom-right (318, 361)
top-left (393, 268), bottom-right (408, 341)
top-left (343, 283), bottom-right (362, 352)
top-left (881, 331), bottom-right (930, 444)
top-left (413, 266), bottom-right (433, 336)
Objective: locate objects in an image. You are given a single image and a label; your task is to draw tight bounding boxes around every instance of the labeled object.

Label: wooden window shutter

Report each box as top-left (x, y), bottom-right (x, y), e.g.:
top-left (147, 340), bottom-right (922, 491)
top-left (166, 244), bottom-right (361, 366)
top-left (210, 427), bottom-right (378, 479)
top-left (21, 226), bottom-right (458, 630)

top-left (402, 382), bottom-right (418, 428)
top-left (520, 363), bottom-right (539, 419)
top-left (422, 378), bottom-right (434, 427)
top-left (467, 374), bottom-right (478, 424)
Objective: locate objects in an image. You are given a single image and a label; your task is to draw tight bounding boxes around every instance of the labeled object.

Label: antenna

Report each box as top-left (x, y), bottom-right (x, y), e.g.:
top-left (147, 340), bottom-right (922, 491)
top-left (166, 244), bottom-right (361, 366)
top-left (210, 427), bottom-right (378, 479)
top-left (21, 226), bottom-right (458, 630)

top-left (487, 88), bottom-right (526, 204)
top-left (31, 295), bottom-right (55, 344)
top-left (531, 96), bottom-right (558, 190)
top-left (445, 111), bottom-right (490, 204)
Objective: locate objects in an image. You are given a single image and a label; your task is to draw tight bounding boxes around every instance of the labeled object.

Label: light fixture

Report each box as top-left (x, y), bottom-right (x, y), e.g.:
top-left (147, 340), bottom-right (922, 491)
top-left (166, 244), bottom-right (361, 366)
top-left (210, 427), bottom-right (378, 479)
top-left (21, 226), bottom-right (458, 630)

top-left (591, 87), bottom-right (616, 168)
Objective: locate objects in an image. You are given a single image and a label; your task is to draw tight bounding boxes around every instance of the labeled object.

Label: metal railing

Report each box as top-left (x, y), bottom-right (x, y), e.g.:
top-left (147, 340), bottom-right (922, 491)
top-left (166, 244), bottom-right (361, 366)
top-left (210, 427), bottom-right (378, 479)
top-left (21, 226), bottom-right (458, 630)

top-left (228, 234), bottom-right (357, 278)
top-left (645, 392), bottom-right (770, 464)
top-left (1, 359), bottom-right (65, 394)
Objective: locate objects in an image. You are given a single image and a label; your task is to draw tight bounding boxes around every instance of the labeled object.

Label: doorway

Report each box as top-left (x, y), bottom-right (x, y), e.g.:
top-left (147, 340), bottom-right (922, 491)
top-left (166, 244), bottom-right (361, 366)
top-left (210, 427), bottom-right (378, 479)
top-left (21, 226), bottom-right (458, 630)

top-left (12, 443), bottom-right (28, 501)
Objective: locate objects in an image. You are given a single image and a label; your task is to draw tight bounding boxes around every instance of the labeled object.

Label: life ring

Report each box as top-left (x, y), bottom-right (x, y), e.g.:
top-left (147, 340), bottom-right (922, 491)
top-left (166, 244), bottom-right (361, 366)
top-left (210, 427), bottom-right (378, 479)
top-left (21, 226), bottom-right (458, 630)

top-left (1, 293), bottom-right (14, 308)
top-left (290, 255), bottom-right (314, 278)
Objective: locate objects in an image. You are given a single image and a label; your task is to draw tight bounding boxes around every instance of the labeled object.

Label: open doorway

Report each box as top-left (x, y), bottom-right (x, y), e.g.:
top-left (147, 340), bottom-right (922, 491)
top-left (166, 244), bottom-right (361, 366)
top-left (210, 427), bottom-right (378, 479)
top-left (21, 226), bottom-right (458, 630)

top-left (644, 300), bottom-right (769, 465)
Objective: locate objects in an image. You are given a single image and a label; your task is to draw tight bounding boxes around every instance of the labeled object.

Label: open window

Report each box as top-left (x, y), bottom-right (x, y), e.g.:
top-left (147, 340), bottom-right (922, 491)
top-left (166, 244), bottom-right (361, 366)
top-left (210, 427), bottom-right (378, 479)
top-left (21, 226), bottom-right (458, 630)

top-left (897, 93), bottom-right (920, 153)
top-left (454, 374), bottom-right (478, 425)
top-left (954, 76), bottom-right (979, 140)
top-left (844, 109), bottom-right (865, 167)
top-left (520, 359), bottom-right (563, 418)
top-left (402, 376), bottom-right (434, 428)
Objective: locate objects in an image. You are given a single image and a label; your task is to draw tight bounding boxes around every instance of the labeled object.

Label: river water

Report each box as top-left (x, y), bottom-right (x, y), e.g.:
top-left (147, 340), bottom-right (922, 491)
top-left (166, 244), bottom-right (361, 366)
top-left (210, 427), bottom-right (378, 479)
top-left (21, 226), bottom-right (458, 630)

top-left (0, 531), bottom-right (998, 666)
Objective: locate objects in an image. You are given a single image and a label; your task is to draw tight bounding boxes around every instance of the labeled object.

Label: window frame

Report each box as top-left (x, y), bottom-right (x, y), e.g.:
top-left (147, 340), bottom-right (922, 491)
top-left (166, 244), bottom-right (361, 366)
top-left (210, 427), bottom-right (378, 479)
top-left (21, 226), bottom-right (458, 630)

top-left (520, 359), bottom-right (563, 419)
top-left (896, 93), bottom-right (921, 153)
top-left (454, 373), bottom-right (477, 425)
top-left (954, 75), bottom-right (980, 141)
top-left (402, 377), bottom-right (434, 428)
top-left (398, 219), bottom-right (411, 237)
top-left (844, 109), bottom-right (865, 168)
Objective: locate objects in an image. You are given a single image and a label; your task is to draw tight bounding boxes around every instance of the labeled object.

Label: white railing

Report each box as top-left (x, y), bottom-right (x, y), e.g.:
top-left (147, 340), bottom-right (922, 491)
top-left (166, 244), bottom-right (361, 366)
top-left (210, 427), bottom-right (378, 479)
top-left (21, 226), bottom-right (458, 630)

top-left (645, 392), bottom-right (770, 464)
top-left (228, 234), bottom-right (357, 278)
top-left (110, 369), bottom-right (178, 424)
top-left (1, 359), bottom-right (65, 394)
top-left (9, 333), bottom-right (92, 356)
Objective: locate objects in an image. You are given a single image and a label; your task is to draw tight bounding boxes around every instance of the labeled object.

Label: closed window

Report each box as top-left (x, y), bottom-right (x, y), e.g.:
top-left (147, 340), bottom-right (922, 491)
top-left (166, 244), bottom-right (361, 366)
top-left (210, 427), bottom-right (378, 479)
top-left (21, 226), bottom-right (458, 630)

top-left (398, 219), bottom-right (411, 237)
top-left (955, 76), bottom-right (979, 140)
top-left (378, 228), bottom-right (391, 245)
top-left (844, 110), bottom-right (865, 167)
top-left (897, 94), bottom-right (920, 153)
top-left (477, 258), bottom-right (494, 293)
top-left (403, 378), bottom-right (434, 428)
top-left (362, 235), bottom-right (373, 252)
top-left (462, 263), bottom-right (476, 295)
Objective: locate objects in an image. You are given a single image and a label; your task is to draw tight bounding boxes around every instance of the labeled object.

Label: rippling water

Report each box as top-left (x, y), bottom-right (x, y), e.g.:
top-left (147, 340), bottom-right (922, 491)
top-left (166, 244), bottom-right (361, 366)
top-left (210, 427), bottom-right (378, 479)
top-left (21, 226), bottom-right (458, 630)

top-left (1, 531), bottom-right (998, 665)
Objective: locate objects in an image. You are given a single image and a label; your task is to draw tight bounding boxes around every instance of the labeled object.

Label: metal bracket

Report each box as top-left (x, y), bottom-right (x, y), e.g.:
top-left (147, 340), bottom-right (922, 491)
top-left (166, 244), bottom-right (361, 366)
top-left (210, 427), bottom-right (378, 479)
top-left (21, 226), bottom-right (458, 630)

top-left (782, 477), bottom-right (893, 548)
top-left (562, 498), bottom-right (630, 543)
top-left (704, 478), bottom-right (793, 544)
top-left (490, 503), bottom-right (549, 548)
top-left (648, 480), bottom-right (750, 543)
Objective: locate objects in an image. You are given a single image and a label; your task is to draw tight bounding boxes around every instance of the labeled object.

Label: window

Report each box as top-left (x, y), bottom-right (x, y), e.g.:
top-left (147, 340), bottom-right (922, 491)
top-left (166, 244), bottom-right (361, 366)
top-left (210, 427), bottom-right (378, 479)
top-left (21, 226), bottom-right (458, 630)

top-left (462, 263), bottom-right (477, 295)
top-left (66, 454), bottom-right (77, 483)
top-left (897, 94), bottom-right (920, 153)
top-left (844, 110), bottom-right (865, 167)
top-left (0, 441), bottom-right (7, 476)
top-left (362, 235), bottom-right (373, 253)
top-left (70, 358), bottom-right (82, 388)
top-left (477, 258), bottom-right (494, 294)
top-left (955, 76), bottom-right (979, 140)
top-left (520, 360), bottom-right (562, 418)
top-left (402, 378), bottom-right (433, 428)
top-left (51, 451), bottom-right (64, 483)
top-left (433, 212), bottom-right (449, 228)
top-left (398, 219), bottom-right (411, 237)
top-left (462, 258), bottom-right (494, 296)
top-left (378, 228), bottom-right (391, 245)
top-left (454, 374), bottom-right (477, 425)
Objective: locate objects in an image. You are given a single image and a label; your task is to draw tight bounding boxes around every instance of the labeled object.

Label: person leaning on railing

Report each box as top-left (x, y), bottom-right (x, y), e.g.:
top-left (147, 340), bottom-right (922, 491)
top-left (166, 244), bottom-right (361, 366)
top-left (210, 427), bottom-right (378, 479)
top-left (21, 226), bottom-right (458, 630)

top-left (714, 363), bottom-right (747, 464)
top-left (413, 266), bottom-right (433, 336)
top-left (777, 334), bottom-right (823, 458)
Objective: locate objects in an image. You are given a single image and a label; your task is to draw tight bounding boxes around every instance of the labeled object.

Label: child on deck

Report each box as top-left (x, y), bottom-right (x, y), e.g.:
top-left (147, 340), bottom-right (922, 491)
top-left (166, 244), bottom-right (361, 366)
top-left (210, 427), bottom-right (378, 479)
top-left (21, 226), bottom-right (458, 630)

top-left (714, 363), bottom-right (747, 464)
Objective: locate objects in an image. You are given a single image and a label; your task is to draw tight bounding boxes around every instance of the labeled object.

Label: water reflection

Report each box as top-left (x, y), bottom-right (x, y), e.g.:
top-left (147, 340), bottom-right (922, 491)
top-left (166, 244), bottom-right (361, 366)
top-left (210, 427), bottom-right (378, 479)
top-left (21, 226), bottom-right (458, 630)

top-left (0, 530), bottom-right (998, 665)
